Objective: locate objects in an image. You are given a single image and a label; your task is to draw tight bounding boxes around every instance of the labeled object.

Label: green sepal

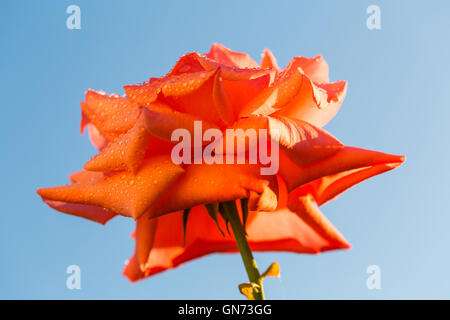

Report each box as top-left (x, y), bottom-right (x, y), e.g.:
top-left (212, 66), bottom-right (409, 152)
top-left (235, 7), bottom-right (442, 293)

top-left (240, 198), bottom-right (249, 232)
top-left (260, 262), bottom-right (280, 279)
top-left (182, 208), bottom-right (191, 246)
top-left (204, 203), bottom-right (225, 237)
top-left (238, 282), bottom-right (261, 300)
top-left (218, 202), bottom-right (232, 236)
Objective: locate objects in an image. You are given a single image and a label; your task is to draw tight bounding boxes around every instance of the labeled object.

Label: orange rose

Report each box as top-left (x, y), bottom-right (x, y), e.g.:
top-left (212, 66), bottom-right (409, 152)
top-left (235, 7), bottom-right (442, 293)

top-left (37, 43), bottom-right (404, 298)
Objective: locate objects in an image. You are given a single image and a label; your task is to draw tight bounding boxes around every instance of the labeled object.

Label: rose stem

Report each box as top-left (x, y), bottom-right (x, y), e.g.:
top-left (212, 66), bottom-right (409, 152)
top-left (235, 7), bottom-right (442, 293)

top-left (222, 200), bottom-right (265, 300)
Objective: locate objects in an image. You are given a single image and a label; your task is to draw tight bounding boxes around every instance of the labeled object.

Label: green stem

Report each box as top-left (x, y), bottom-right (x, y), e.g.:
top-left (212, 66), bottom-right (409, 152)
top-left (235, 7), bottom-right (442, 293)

top-left (222, 201), bottom-right (265, 300)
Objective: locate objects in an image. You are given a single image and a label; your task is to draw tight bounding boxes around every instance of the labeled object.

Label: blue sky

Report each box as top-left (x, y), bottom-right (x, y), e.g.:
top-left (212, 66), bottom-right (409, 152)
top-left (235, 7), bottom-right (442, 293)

top-left (1, 0), bottom-right (450, 299)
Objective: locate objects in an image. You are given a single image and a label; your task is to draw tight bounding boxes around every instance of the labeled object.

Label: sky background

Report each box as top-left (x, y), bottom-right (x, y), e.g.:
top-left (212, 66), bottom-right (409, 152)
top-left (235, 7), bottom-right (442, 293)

top-left (1, 0), bottom-right (449, 299)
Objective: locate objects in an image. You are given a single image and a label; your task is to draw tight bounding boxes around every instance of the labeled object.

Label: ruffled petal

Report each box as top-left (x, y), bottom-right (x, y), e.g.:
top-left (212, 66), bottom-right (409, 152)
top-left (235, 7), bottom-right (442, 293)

top-left (222, 72), bottom-right (272, 120)
top-left (125, 69), bottom-right (222, 107)
top-left (278, 146), bottom-right (405, 191)
top-left (223, 115), bottom-right (343, 167)
top-left (275, 79), bottom-right (347, 127)
top-left (86, 124), bottom-right (109, 150)
top-left (197, 54), bottom-right (272, 81)
top-left (69, 170), bottom-right (104, 183)
top-left (42, 200), bottom-right (116, 225)
top-left (125, 52), bottom-right (269, 126)
top-left (190, 54), bottom-right (275, 119)
top-left (84, 110), bottom-right (150, 173)
top-left (135, 215), bottom-right (158, 271)
top-left (160, 68), bottom-right (233, 126)
top-left (284, 55), bottom-right (330, 83)
top-left (123, 81), bottom-right (161, 107)
top-left (161, 70), bottom-right (218, 97)
top-left (40, 170), bottom-right (117, 224)
top-left (206, 43), bottom-right (259, 69)
top-left (142, 102), bottom-right (220, 142)
top-left (124, 201), bottom-right (349, 281)
top-left (83, 106), bottom-right (181, 173)
top-left (146, 163), bottom-right (278, 218)
top-left (266, 115), bottom-right (342, 166)
top-left (260, 48), bottom-right (281, 72)
top-left (239, 67), bottom-right (305, 116)
top-left (80, 109), bottom-right (90, 134)
top-left (296, 161), bottom-right (405, 206)
top-left (123, 255), bottom-right (145, 281)
top-left (126, 67), bottom-right (234, 126)
top-left (169, 50), bottom-right (272, 80)
top-left (37, 156), bottom-right (184, 219)
top-left (81, 90), bottom-right (141, 140)
top-left (247, 182), bottom-right (278, 212)
top-left (166, 52), bottom-right (207, 76)
top-left (287, 194), bottom-right (350, 248)
top-left (240, 60), bottom-right (347, 128)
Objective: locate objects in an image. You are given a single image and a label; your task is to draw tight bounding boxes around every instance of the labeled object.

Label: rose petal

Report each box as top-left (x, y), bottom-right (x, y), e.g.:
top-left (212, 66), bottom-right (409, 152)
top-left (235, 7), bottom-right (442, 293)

top-left (81, 90), bottom-right (141, 140)
top-left (37, 156), bottom-right (184, 219)
top-left (260, 48), bottom-right (281, 72)
top-left (161, 69), bottom-right (218, 97)
top-left (222, 73), bottom-right (272, 120)
top-left (142, 103), bottom-right (220, 142)
top-left (136, 215), bottom-right (158, 271)
top-left (124, 202), bottom-right (349, 281)
top-left (161, 68), bottom-right (232, 127)
top-left (124, 81), bottom-right (161, 107)
top-left (298, 161), bottom-right (405, 206)
top-left (197, 54), bottom-right (272, 81)
top-left (275, 79), bottom-right (347, 127)
top-left (42, 200), bottom-right (117, 225)
top-left (267, 115), bottom-right (343, 166)
top-left (86, 124), bottom-right (109, 150)
top-left (241, 63), bottom-right (347, 128)
top-left (146, 163), bottom-right (278, 218)
top-left (166, 52), bottom-right (207, 76)
top-left (223, 115), bottom-right (343, 167)
top-left (287, 194), bottom-right (350, 248)
top-left (278, 146), bottom-right (405, 191)
top-left (69, 170), bottom-right (105, 183)
top-left (84, 110), bottom-right (151, 173)
top-left (206, 43), bottom-right (259, 69)
top-left (284, 55), bottom-right (330, 83)
top-left (239, 67), bottom-right (305, 116)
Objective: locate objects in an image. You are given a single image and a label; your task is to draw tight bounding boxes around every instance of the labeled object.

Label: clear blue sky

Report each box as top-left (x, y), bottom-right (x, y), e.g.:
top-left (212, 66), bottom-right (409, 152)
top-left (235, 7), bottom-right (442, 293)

top-left (1, 0), bottom-right (449, 299)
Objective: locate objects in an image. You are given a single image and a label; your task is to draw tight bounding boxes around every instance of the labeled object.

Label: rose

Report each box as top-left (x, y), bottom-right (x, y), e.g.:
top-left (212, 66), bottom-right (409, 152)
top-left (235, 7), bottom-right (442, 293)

top-left (37, 43), bottom-right (404, 297)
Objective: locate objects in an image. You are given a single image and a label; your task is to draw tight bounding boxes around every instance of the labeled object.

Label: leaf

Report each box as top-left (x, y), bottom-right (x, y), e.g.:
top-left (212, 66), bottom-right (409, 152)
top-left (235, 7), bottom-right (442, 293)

top-left (182, 208), bottom-right (191, 246)
top-left (261, 262), bottom-right (280, 279)
top-left (204, 203), bottom-right (225, 237)
top-left (238, 282), bottom-right (260, 300)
